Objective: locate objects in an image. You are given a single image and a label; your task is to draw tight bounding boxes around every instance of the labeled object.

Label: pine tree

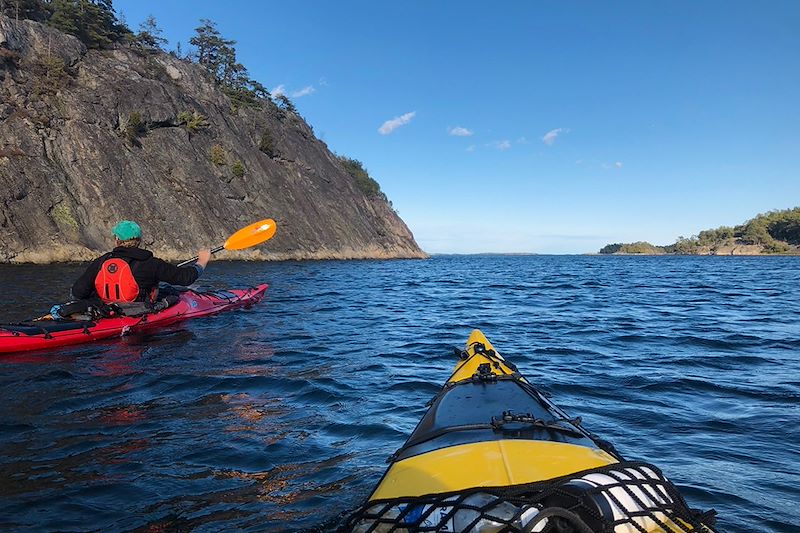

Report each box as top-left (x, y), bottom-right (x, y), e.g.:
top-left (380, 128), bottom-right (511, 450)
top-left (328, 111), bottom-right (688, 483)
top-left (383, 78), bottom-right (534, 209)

top-left (248, 79), bottom-right (270, 99)
top-left (47, 0), bottom-right (130, 48)
top-left (276, 94), bottom-right (297, 114)
top-left (171, 41), bottom-right (183, 59)
top-left (135, 14), bottom-right (167, 51)
top-left (1, 0), bottom-right (49, 22)
top-left (187, 18), bottom-right (272, 109)
top-left (189, 18), bottom-right (235, 80)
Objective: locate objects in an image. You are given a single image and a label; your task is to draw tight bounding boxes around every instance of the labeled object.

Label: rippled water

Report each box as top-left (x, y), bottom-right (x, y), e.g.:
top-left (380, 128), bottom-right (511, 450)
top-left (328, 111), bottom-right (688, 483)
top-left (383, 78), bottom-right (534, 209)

top-left (0, 256), bottom-right (798, 532)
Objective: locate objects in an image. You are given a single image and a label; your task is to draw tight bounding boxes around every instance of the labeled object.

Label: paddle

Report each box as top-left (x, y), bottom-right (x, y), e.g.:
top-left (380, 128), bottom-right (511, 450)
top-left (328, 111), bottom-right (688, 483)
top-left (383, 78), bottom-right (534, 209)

top-left (177, 218), bottom-right (277, 267)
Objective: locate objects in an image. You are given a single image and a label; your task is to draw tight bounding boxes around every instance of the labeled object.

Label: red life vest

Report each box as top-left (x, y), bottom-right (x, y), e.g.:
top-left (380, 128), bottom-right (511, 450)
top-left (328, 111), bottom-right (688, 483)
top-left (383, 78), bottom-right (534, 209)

top-left (94, 257), bottom-right (140, 303)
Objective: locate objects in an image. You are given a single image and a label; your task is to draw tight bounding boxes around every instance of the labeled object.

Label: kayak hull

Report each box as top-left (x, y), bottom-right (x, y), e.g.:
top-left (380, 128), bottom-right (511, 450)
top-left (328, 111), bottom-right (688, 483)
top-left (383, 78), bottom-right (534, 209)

top-left (0, 284), bottom-right (268, 354)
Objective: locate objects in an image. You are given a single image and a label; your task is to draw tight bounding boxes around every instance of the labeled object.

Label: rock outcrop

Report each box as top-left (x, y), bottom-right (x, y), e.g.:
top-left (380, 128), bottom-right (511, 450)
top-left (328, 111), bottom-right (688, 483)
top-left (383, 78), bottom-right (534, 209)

top-left (0, 15), bottom-right (426, 263)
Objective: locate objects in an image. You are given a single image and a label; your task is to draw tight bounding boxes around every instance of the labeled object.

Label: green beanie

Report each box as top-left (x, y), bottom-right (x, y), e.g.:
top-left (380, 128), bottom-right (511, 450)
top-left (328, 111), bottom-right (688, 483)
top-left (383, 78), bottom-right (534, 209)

top-left (112, 220), bottom-right (142, 241)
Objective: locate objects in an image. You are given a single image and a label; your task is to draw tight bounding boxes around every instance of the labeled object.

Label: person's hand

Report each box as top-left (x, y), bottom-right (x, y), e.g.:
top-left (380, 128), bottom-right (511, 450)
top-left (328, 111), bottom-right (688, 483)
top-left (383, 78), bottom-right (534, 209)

top-left (197, 248), bottom-right (211, 268)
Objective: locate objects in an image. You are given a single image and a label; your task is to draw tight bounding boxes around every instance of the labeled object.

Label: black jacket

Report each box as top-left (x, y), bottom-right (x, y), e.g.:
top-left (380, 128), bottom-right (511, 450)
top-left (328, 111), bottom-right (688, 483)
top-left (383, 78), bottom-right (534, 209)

top-left (72, 246), bottom-right (202, 301)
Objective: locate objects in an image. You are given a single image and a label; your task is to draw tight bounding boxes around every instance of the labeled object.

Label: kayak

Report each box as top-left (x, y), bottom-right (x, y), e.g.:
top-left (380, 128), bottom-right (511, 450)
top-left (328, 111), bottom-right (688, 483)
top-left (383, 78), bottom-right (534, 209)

top-left (344, 330), bottom-right (717, 533)
top-left (0, 284), bottom-right (268, 354)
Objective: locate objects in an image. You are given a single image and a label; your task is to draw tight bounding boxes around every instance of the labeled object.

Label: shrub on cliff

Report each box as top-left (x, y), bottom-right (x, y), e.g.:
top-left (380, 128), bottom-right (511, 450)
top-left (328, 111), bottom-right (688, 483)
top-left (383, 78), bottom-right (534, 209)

top-left (123, 111), bottom-right (146, 145)
top-left (259, 130), bottom-right (276, 157)
top-left (231, 160), bottom-right (245, 178)
top-left (32, 54), bottom-right (68, 94)
top-left (209, 144), bottom-right (227, 165)
top-left (337, 156), bottom-right (386, 200)
top-left (177, 110), bottom-right (209, 133)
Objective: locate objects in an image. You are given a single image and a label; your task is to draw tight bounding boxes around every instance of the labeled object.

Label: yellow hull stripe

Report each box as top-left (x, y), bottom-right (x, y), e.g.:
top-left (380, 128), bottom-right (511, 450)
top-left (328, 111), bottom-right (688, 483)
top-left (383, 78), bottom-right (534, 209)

top-left (371, 440), bottom-right (617, 500)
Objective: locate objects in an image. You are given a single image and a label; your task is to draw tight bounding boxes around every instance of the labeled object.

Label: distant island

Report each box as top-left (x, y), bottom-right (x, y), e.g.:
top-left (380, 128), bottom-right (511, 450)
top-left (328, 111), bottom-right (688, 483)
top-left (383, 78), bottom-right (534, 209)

top-left (599, 207), bottom-right (800, 255)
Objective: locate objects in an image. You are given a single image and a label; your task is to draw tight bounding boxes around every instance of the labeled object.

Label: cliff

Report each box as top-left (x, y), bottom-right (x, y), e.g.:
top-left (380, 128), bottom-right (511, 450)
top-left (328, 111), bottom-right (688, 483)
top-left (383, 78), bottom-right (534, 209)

top-left (0, 15), bottom-right (426, 263)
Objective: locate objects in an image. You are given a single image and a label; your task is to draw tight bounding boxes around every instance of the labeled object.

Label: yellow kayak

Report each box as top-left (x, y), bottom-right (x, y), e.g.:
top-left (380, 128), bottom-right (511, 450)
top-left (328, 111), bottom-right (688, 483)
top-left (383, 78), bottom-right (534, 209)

top-left (344, 330), bottom-right (717, 533)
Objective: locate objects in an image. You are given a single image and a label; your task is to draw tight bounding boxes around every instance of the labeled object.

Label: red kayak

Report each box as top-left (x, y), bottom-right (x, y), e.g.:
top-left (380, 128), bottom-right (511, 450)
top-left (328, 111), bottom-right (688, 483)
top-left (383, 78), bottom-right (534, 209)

top-left (0, 284), bottom-right (268, 354)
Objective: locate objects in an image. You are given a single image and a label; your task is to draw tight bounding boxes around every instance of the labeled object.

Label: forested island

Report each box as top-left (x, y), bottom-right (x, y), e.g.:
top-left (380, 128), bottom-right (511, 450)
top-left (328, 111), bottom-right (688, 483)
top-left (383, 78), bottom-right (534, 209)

top-left (599, 207), bottom-right (800, 255)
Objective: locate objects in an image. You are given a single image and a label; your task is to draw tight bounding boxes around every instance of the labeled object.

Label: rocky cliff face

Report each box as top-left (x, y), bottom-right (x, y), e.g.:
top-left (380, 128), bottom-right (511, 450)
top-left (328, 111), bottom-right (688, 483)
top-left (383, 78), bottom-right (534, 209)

top-left (0, 15), bottom-right (426, 263)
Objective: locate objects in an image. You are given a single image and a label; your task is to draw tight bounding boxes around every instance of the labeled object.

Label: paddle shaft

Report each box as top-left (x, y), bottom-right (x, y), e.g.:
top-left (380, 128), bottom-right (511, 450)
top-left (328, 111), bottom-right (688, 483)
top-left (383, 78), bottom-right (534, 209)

top-left (177, 245), bottom-right (224, 267)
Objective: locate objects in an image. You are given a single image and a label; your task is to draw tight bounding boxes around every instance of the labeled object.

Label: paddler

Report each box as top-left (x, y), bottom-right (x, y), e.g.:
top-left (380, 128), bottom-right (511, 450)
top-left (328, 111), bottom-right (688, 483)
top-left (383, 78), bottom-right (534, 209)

top-left (71, 220), bottom-right (211, 307)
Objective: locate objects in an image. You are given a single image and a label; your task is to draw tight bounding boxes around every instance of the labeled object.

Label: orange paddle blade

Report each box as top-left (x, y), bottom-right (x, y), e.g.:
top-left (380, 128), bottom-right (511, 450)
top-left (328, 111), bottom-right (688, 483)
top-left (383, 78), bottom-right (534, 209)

top-left (223, 219), bottom-right (277, 250)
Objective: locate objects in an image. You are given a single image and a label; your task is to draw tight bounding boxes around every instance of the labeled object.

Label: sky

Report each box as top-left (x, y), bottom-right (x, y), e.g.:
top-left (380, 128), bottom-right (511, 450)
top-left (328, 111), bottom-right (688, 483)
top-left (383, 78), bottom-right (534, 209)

top-left (114, 0), bottom-right (799, 254)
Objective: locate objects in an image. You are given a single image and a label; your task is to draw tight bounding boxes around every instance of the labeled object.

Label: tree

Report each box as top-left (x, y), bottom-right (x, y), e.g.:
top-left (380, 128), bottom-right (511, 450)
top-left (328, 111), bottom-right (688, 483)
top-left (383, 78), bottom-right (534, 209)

top-left (248, 79), bottom-right (270, 99)
top-left (598, 243), bottom-right (623, 254)
top-left (1, 0), bottom-right (50, 21)
top-left (47, 0), bottom-right (130, 49)
top-left (189, 18), bottom-right (235, 80)
top-left (170, 41), bottom-right (184, 59)
top-left (276, 94), bottom-right (297, 114)
top-left (134, 14), bottom-right (167, 51)
top-left (188, 19), bottom-right (271, 109)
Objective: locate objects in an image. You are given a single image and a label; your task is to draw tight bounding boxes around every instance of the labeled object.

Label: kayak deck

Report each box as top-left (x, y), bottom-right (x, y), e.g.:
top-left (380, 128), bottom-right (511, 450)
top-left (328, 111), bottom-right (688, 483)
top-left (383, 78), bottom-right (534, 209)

top-left (344, 330), bottom-right (717, 533)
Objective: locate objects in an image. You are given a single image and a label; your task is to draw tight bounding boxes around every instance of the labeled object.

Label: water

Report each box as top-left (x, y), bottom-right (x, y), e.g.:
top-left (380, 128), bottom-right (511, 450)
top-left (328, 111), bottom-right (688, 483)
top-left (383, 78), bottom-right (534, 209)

top-left (0, 256), bottom-right (798, 532)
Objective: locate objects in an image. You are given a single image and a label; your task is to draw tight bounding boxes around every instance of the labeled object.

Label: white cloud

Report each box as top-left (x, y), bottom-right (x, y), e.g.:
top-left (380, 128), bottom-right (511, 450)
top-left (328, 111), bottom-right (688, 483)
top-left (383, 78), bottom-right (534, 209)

top-left (378, 111), bottom-right (416, 135)
top-left (448, 126), bottom-right (473, 137)
top-left (271, 84), bottom-right (316, 98)
top-left (542, 128), bottom-right (569, 146)
top-left (291, 85), bottom-right (316, 98)
top-left (488, 140), bottom-right (511, 150)
top-left (615, 161), bottom-right (624, 168)
top-left (466, 144), bottom-right (476, 152)
top-left (271, 84), bottom-right (286, 97)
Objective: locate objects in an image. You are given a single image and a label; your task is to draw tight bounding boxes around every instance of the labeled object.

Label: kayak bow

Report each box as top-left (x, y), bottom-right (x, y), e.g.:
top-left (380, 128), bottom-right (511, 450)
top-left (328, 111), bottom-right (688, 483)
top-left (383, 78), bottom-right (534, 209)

top-left (345, 329), bottom-right (717, 533)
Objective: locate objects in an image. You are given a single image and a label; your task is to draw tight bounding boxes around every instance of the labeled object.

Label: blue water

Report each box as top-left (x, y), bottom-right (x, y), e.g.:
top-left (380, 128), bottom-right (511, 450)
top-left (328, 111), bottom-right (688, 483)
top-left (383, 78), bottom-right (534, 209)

top-left (0, 256), bottom-right (798, 532)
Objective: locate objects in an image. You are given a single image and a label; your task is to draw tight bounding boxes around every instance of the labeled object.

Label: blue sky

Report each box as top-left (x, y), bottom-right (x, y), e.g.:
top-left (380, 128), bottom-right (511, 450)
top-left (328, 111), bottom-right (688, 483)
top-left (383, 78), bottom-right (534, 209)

top-left (115, 1), bottom-right (799, 254)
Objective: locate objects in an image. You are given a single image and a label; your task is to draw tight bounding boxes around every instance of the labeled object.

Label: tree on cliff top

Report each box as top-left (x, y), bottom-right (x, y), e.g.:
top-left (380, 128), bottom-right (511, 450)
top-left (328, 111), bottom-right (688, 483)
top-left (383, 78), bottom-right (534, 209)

top-left (134, 14), bottom-right (167, 52)
top-left (189, 18), bottom-right (273, 109)
top-left (1, 0), bottom-right (131, 48)
top-left (275, 94), bottom-right (297, 114)
top-left (1, 0), bottom-right (49, 22)
top-left (47, 0), bottom-right (131, 48)
top-left (189, 19), bottom-right (235, 81)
